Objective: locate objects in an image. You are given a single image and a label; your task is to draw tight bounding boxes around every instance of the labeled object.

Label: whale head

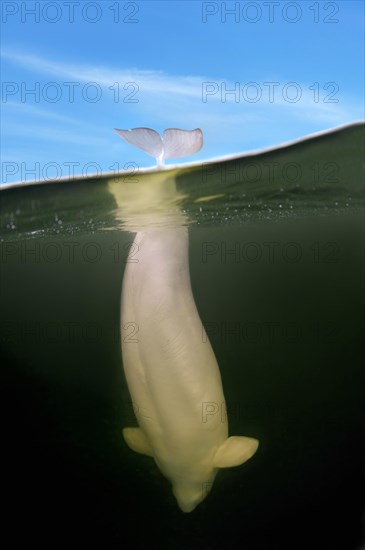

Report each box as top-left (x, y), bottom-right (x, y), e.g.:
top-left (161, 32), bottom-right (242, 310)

top-left (172, 471), bottom-right (217, 513)
top-left (169, 435), bottom-right (259, 512)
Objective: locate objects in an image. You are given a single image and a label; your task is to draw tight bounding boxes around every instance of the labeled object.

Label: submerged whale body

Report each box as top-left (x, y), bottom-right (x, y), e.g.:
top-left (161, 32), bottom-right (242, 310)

top-left (116, 128), bottom-right (259, 512)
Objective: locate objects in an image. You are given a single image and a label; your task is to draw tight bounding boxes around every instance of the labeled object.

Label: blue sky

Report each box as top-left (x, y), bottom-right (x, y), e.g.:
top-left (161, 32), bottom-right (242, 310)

top-left (1, 0), bottom-right (364, 183)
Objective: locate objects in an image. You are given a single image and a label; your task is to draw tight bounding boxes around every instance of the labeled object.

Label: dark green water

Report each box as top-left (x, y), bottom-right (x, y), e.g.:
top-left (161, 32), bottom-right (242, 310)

top-left (1, 123), bottom-right (364, 548)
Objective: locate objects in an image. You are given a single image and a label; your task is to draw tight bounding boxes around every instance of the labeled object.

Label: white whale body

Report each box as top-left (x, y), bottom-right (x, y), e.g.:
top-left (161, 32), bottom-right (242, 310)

top-left (114, 128), bottom-right (259, 512)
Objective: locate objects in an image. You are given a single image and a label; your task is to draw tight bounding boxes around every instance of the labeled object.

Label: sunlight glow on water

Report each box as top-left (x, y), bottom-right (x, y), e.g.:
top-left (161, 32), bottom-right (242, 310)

top-left (1, 123), bottom-right (363, 239)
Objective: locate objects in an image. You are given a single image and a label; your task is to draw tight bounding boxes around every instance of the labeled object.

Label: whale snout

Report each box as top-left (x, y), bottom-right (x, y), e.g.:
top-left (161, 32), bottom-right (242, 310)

top-left (174, 491), bottom-right (204, 513)
top-left (172, 480), bottom-right (213, 513)
top-left (177, 500), bottom-right (199, 513)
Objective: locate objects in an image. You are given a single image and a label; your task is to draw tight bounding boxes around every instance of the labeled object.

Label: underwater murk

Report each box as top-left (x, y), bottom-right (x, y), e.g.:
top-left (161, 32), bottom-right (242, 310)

top-left (1, 122), bottom-right (364, 548)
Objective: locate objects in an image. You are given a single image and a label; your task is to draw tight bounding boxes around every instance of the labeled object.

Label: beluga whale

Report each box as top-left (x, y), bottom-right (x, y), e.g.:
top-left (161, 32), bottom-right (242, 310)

top-left (113, 127), bottom-right (259, 512)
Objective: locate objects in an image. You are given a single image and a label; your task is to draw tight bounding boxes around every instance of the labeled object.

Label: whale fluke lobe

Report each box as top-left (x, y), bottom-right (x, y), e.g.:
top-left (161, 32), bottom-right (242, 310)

top-left (162, 128), bottom-right (203, 160)
top-left (114, 127), bottom-right (203, 165)
top-left (114, 127), bottom-right (163, 159)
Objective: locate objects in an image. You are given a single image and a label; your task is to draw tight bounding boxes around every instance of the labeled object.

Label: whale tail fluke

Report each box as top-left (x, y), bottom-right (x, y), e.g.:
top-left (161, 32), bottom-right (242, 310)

top-left (114, 127), bottom-right (203, 166)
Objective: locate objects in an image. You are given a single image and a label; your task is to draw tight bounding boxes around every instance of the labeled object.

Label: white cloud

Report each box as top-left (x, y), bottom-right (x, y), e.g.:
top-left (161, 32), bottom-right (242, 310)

top-left (1, 50), bottom-right (205, 98)
top-left (2, 101), bottom-right (96, 126)
top-left (1, 49), bottom-right (363, 178)
top-left (3, 122), bottom-right (109, 146)
top-left (2, 49), bottom-right (362, 120)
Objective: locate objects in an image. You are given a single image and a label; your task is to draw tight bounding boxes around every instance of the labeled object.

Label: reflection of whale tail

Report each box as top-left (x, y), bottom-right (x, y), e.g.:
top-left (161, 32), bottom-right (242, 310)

top-left (114, 127), bottom-right (203, 166)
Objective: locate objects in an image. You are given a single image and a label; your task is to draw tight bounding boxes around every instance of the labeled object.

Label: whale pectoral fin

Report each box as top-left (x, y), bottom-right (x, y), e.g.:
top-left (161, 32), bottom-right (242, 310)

top-left (213, 436), bottom-right (259, 468)
top-left (123, 427), bottom-right (154, 457)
